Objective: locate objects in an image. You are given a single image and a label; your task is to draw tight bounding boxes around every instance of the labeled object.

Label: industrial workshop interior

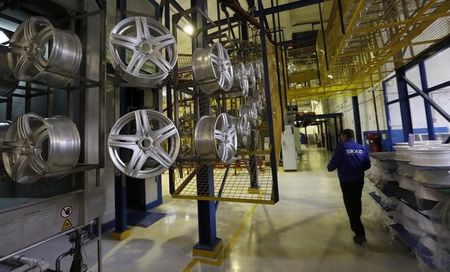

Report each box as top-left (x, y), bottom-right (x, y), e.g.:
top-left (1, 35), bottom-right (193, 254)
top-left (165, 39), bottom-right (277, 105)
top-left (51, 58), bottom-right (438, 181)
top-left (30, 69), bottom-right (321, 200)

top-left (2, 0), bottom-right (450, 271)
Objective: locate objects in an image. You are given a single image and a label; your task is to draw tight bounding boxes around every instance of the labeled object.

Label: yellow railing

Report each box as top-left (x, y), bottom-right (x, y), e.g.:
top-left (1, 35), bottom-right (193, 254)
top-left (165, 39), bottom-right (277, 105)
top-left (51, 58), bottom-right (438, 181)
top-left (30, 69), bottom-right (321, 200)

top-left (290, 0), bottom-right (450, 101)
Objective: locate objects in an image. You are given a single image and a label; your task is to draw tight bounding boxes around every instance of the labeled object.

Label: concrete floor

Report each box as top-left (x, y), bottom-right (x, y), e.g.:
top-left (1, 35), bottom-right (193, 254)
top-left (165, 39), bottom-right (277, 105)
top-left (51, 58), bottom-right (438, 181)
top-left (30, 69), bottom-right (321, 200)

top-left (23, 147), bottom-right (420, 272)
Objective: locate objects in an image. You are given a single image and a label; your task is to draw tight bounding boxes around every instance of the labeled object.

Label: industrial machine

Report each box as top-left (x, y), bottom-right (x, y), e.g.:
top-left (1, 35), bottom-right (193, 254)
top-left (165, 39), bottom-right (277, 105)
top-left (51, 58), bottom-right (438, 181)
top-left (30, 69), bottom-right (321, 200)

top-left (0, 0), bottom-right (105, 270)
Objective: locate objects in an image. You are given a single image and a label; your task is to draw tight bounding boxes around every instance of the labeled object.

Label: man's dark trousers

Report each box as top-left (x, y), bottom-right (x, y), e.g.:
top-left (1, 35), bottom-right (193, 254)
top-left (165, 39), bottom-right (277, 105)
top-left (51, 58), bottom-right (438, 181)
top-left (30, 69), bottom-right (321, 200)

top-left (340, 181), bottom-right (365, 237)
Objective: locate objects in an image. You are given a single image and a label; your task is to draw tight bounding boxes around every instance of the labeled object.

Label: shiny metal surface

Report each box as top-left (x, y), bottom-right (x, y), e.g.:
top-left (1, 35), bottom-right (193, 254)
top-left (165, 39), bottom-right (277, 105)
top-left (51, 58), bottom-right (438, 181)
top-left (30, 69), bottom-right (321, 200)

top-left (7, 17), bottom-right (82, 87)
top-left (245, 62), bottom-right (256, 91)
top-left (194, 113), bottom-right (237, 164)
top-left (254, 59), bottom-right (263, 82)
top-left (233, 115), bottom-right (251, 148)
top-left (45, 116), bottom-right (81, 172)
top-left (192, 42), bottom-right (233, 94)
top-left (108, 110), bottom-right (180, 178)
top-left (109, 17), bottom-right (177, 87)
top-left (248, 93), bottom-right (264, 116)
top-left (240, 103), bottom-right (258, 128)
top-left (232, 62), bottom-right (249, 98)
top-left (2, 113), bottom-right (80, 183)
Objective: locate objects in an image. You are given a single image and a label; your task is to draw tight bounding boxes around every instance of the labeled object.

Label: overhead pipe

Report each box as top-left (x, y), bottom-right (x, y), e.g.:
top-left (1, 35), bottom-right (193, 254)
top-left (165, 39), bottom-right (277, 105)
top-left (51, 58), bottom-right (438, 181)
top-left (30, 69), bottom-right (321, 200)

top-left (219, 0), bottom-right (277, 45)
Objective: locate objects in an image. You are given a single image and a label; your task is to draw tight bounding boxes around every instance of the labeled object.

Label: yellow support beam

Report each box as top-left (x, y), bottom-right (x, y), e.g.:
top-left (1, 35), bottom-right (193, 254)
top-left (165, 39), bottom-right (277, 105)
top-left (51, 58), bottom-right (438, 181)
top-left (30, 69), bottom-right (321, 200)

top-left (348, 11), bottom-right (450, 34)
top-left (353, 0), bottom-right (445, 83)
top-left (289, 0), bottom-right (450, 102)
top-left (328, 0), bottom-right (367, 67)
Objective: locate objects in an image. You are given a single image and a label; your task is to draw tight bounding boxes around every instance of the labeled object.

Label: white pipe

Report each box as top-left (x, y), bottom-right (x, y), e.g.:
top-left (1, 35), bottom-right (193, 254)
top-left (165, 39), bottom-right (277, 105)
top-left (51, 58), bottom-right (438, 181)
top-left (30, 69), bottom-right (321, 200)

top-left (10, 264), bottom-right (32, 272)
top-left (9, 255), bottom-right (50, 272)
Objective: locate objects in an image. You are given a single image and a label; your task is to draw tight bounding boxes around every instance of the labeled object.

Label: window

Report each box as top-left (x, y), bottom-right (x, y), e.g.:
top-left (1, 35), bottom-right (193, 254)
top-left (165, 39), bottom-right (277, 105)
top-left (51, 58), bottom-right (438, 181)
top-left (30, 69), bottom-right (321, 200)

top-left (388, 103), bottom-right (404, 144)
top-left (405, 66), bottom-right (429, 139)
top-left (406, 65), bottom-right (421, 95)
top-left (385, 77), bottom-right (398, 102)
top-left (429, 87), bottom-right (450, 142)
top-left (409, 96), bottom-right (427, 138)
top-left (424, 47), bottom-right (450, 88)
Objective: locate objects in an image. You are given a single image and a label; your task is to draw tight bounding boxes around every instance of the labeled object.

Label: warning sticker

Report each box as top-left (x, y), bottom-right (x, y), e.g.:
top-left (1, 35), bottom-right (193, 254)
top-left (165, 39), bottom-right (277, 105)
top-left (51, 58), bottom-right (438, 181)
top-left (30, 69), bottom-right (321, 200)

top-left (61, 218), bottom-right (73, 231)
top-left (60, 206), bottom-right (73, 218)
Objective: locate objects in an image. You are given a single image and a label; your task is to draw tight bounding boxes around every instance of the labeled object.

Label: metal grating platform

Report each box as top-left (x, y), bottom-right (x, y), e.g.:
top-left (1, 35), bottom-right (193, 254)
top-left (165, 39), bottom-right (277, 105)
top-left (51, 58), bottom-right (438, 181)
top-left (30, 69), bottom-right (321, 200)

top-left (172, 158), bottom-right (275, 204)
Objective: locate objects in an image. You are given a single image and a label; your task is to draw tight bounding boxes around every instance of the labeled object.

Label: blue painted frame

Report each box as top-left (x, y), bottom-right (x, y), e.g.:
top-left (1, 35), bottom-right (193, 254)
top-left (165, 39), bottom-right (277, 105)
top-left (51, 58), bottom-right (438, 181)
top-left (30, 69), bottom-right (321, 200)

top-left (112, 0), bottom-right (163, 235)
top-left (396, 68), bottom-right (413, 142)
top-left (382, 80), bottom-right (394, 150)
top-left (383, 39), bottom-right (450, 148)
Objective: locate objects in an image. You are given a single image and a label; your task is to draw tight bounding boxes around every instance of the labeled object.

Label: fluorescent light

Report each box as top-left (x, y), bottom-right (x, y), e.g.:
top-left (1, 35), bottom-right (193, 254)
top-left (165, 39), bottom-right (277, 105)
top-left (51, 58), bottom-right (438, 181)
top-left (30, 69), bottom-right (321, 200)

top-left (0, 31), bottom-right (9, 44)
top-left (183, 24), bottom-right (194, 36)
top-left (327, 74), bottom-right (333, 79)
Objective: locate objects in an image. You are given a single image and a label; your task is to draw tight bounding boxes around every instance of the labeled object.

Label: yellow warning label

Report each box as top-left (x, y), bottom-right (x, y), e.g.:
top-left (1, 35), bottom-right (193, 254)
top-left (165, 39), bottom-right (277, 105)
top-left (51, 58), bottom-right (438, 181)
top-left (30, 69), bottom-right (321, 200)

top-left (61, 218), bottom-right (73, 231)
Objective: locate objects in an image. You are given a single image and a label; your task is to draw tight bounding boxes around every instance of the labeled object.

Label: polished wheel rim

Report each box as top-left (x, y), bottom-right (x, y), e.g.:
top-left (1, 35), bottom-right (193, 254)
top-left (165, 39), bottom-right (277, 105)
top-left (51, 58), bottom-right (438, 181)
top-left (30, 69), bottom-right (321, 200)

top-left (215, 113), bottom-right (237, 163)
top-left (108, 110), bottom-right (180, 178)
top-left (254, 60), bottom-right (263, 81)
top-left (194, 113), bottom-right (237, 164)
top-left (240, 104), bottom-right (258, 128)
top-left (109, 17), bottom-right (177, 87)
top-left (232, 62), bottom-right (249, 97)
top-left (2, 113), bottom-right (80, 183)
top-left (8, 16), bottom-right (82, 86)
top-left (192, 42), bottom-right (233, 94)
top-left (248, 93), bottom-right (264, 116)
top-left (246, 63), bottom-right (256, 91)
top-left (233, 115), bottom-right (251, 148)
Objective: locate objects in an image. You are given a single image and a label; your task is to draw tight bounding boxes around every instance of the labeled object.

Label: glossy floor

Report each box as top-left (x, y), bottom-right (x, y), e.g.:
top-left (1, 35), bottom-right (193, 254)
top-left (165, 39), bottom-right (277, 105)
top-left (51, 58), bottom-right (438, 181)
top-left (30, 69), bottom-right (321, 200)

top-left (24, 147), bottom-right (420, 272)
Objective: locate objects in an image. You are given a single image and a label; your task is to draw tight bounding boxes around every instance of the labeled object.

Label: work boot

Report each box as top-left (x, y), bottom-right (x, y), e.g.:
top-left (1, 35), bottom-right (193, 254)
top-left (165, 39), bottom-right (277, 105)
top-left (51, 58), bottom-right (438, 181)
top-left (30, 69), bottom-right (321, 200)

top-left (353, 235), bottom-right (366, 245)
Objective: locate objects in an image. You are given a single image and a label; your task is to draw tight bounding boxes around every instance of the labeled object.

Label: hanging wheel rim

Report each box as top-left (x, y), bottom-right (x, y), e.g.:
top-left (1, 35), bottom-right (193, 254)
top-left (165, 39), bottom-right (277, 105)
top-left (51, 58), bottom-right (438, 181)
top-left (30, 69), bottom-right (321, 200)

top-left (214, 113), bottom-right (237, 164)
top-left (108, 109), bottom-right (180, 178)
top-left (211, 43), bottom-right (233, 91)
top-left (109, 17), bottom-right (177, 87)
top-left (8, 16), bottom-right (82, 86)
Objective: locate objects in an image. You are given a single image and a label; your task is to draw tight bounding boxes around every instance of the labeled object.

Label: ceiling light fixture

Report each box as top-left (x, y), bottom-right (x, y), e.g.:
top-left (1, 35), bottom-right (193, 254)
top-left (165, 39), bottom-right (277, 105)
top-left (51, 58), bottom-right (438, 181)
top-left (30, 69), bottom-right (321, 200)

top-left (183, 24), bottom-right (194, 36)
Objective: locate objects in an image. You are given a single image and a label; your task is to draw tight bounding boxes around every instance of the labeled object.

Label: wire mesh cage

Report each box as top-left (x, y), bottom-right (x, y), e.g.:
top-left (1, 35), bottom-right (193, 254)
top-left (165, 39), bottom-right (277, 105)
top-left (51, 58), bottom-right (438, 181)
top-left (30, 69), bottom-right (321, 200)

top-left (172, 160), bottom-right (274, 204)
top-left (168, 21), bottom-right (280, 204)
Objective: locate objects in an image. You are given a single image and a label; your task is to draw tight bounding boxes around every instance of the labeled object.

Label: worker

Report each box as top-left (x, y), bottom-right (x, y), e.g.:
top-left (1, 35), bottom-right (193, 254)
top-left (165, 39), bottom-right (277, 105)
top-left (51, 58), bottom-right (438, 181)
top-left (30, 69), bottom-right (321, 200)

top-left (327, 129), bottom-right (371, 245)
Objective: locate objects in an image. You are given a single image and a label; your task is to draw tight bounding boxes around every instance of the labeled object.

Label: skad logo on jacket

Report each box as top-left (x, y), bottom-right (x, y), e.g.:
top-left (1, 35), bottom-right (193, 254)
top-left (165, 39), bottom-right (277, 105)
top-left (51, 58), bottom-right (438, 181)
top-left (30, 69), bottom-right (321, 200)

top-left (346, 149), bottom-right (364, 155)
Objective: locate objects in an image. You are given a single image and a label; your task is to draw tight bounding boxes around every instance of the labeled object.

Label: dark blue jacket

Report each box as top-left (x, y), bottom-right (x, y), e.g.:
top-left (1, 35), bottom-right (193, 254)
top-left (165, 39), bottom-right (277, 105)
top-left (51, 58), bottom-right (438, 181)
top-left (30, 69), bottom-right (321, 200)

top-left (327, 140), bottom-right (371, 183)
